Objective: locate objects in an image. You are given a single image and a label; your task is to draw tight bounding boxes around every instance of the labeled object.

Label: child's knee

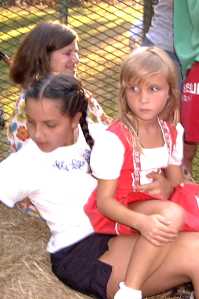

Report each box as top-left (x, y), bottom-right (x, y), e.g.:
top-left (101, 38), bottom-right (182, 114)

top-left (162, 202), bottom-right (185, 231)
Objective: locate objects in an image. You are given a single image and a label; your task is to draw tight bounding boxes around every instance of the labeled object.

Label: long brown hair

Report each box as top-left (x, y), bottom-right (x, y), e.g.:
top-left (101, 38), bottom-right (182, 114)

top-left (10, 22), bottom-right (77, 89)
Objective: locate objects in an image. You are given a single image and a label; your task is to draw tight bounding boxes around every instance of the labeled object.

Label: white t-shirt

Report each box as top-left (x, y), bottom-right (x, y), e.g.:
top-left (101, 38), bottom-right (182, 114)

top-left (0, 125), bottom-right (104, 253)
top-left (90, 123), bottom-right (184, 185)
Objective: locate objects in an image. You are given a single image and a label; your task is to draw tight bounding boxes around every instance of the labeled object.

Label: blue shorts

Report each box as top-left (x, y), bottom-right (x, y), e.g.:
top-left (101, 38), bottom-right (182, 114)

top-left (50, 233), bottom-right (113, 299)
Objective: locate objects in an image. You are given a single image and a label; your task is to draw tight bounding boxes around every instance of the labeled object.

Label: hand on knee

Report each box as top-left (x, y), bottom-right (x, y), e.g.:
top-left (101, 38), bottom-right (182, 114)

top-left (163, 203), bottom-right (185, 232)
top-left (114, 282), bottom-right (142, 299)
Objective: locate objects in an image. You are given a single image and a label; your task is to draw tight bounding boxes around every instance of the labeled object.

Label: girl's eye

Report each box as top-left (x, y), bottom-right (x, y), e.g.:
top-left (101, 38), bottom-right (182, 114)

top-left (64, 51), bottom-right (70, 56)
top-left (130, 85), bottom-right (140, 93)
top-left (45, 122), bottom-right (57, 128)
top-left (150, 85), bottom-right (160, 92)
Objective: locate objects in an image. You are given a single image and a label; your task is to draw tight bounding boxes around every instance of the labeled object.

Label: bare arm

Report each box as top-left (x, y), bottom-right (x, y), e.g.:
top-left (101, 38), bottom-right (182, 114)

top-left (96, 178), bottom-right (177, 245)
top-left (165, 164), bottom-right (184, 186)
top-left (96, 179), bottom-right (144, 230)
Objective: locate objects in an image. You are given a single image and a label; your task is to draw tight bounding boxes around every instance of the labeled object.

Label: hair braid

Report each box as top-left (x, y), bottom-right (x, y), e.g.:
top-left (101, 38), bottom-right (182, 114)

top-left (80, 104), bottom-right (94, 149)
top-left (25, 74), bottom-right (94, 149)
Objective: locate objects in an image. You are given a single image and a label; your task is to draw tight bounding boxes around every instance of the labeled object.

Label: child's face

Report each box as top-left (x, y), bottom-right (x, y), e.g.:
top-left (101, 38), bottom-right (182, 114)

top-left (50, 39), bottom-right (79, 76)
top-left (25, 97), bottom-right (79, 152)
top-left (126, 73), bottom-right (169, 124)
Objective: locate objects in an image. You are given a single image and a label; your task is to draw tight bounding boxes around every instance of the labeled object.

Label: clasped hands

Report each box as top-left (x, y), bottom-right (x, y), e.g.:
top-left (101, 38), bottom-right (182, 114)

top-left (136, 171), bottom-right (174, 201)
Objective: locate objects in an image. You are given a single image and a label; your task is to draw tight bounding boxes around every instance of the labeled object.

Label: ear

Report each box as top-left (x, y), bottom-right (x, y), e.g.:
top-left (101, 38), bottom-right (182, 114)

top-left (72, 112), bottom-right (82, 129)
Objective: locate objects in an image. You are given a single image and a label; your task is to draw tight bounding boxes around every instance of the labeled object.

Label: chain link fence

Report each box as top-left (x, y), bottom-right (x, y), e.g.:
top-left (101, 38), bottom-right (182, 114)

top-left (0, 0), bottom-right (146, 160)
top-left (1, 0), bottom-right (199, 181)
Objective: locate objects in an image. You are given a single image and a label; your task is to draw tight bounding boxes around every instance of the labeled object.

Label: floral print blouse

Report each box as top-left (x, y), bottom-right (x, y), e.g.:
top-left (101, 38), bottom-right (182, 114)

top-left (7, 89), bottom-right (112, 152)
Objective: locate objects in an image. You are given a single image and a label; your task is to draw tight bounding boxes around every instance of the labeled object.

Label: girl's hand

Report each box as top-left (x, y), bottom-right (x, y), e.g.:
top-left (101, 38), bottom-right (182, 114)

top-left (137, 214), bottom-right (178, 246)
top-left (138, 171), bottom-right (173, 200)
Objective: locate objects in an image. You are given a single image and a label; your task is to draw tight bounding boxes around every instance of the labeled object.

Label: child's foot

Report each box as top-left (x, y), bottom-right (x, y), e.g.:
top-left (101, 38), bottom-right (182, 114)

top-left (114, 282), bottom-right (142, 299)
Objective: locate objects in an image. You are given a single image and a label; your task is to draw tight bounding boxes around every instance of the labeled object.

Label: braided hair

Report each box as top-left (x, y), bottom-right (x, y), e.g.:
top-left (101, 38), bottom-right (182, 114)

top-left (24, 74), bottom-right (94, 148)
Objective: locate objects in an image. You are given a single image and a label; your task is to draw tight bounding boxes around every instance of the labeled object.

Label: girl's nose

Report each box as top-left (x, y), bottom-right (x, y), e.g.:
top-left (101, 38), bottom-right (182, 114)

top-left (34, 126), bottom-right (43, 142)
top-left (140, 90), bottom-right (149, 103)
top-left (72, 52), bottom-right (80, 64)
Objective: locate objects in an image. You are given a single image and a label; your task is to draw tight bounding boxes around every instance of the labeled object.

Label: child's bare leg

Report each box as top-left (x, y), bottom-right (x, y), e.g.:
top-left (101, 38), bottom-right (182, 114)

top-left (103, 200), bottom-right (184, 299)
top-left (142, 232), bottom-right (199, 299)
top-left (124, 235), bottom-right (171, 289)
top-left (100, 232), bottom-right (199, 299)
top-left (124, 201), bottom-right (184, 290)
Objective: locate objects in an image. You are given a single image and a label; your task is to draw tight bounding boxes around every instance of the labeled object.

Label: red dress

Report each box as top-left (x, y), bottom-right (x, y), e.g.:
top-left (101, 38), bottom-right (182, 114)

top-left (85, 120), bottom-right (199, 234)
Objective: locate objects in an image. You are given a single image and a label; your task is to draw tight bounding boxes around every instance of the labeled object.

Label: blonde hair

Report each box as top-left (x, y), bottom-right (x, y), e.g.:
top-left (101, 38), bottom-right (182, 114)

top-left (119, 46), bottom-right (180, 142)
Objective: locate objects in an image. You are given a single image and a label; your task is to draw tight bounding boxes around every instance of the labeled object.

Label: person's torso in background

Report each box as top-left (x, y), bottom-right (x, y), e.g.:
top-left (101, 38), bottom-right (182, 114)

top-left (146, 0), bottom-right (174, 52)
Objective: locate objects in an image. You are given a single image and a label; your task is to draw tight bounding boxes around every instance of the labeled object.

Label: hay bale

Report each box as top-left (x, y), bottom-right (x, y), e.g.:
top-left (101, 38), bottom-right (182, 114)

top-left (0, 203), bottom-right (192, 299)
top-left (0, 203), bottom-right (91, 299)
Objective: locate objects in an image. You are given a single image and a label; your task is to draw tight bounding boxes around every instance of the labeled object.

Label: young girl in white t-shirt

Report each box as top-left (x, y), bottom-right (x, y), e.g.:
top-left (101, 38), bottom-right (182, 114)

top-left (85, 46), bottom-right (199, 299)
top-left (5, 21), bottom-right (111, 217)
top-left (1, 73), bottom-right (199, 299)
